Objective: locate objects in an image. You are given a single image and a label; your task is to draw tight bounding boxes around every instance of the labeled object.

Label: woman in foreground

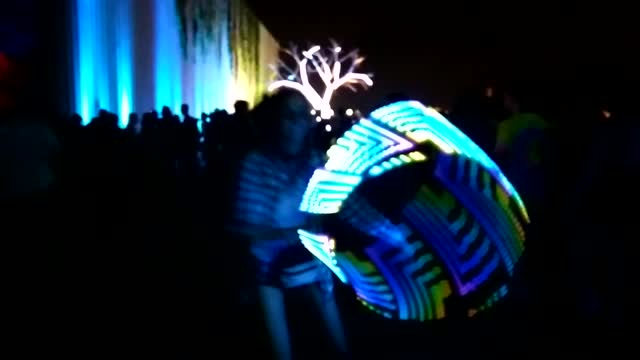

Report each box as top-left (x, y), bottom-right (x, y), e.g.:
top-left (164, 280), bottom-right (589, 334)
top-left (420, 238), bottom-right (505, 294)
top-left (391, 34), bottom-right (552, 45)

top-left (229, 90), bottom-right (349, 360)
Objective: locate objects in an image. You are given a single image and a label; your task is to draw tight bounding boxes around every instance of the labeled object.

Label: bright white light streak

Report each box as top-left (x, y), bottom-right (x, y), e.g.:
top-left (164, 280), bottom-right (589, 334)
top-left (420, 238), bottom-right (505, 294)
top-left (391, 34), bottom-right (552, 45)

top-left (269, 43), bottom-right (373, 119)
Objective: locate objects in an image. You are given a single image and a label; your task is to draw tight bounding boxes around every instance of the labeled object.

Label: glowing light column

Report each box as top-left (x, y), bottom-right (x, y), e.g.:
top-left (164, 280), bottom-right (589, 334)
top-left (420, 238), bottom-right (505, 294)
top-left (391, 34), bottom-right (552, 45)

top-left (268, 43), bottom-right (373, 119)
top-left (115, 0), bottom-right (133, 127)
top-left (73, 0), bottom-right (97, 123)
top-left (154, 0), bottom-right (182, 115)
top-left (72, 0), bottom-right (133, 127)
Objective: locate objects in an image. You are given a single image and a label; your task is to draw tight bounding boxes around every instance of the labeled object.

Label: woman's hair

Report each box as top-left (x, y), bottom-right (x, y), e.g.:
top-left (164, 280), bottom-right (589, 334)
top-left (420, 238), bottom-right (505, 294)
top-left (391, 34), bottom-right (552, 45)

top-left (250, 93), bottom-right (277, 141)
top-left (270, 88), bottom-right (308, 114)
top-left (251, 89), bottom-right (309, 143)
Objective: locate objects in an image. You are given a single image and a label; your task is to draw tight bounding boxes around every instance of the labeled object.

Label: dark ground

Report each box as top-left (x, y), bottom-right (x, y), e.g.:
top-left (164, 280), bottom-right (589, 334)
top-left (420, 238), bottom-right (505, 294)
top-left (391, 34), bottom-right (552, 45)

top-left (5, 112), bottom-right (634, 359)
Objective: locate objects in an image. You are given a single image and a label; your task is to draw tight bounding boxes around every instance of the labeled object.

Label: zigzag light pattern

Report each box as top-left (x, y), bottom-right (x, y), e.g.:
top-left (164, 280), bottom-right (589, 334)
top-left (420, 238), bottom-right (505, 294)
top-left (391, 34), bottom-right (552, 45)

top-left (297, 100), bottom-right (527, 321)
top-left (368, 151), bottom-right (428, 177)
top-left (369, 101), bottom-right (529, 222)
top-left (299, 170), bottom-right (362, 214)
top-left (300, 118), bottom-right (414, 214)
top-left (297, 229), bottom-right (347, 283)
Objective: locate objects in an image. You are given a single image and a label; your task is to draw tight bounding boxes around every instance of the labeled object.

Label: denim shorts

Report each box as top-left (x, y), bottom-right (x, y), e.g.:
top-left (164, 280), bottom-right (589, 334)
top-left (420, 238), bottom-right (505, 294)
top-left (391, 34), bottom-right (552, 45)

top-left (250, 241), bottom-right (333, 294)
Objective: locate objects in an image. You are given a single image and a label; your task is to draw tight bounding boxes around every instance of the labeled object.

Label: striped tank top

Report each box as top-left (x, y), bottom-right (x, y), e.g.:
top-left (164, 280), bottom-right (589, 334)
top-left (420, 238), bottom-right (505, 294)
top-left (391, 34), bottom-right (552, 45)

top-left (231, 148), bottom-right (332, 288)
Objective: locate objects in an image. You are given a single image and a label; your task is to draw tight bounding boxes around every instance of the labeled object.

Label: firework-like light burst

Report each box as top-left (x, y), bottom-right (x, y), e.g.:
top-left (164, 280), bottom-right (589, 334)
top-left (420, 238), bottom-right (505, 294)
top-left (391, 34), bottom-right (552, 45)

top-left (268, 41), bottom-right (373, 119)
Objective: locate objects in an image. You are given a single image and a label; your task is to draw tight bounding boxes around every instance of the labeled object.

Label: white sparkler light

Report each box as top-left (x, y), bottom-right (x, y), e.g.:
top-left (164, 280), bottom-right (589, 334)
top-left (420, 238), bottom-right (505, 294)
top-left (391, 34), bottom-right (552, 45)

top-left (268, 41), bottom-right (373, 119)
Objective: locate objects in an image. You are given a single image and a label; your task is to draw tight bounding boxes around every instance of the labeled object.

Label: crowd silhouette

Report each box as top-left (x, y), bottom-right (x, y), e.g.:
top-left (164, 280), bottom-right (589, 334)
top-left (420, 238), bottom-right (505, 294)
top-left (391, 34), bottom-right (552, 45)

top-left (2, 83), bottom-right (636, 358)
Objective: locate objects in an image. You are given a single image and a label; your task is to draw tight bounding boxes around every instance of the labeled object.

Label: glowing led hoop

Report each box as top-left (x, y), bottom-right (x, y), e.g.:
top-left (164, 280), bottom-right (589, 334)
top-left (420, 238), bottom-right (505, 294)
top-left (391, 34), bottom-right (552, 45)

top-left (369, 101), bottom-right (529, 222)
top-left (296, 100), bottom-right (528, 321)
top-left (268, 43), bottom-right (373, 119)
top-left (299, 100), bottom-right (529, 221)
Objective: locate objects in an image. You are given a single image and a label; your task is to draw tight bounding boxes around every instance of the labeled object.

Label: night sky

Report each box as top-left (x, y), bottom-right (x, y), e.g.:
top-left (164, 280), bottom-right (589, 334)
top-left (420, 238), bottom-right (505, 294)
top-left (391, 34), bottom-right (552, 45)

top-left (2, 1), bottom-right (637, 114)
top-left (248, 0), bottom-right (638, 110)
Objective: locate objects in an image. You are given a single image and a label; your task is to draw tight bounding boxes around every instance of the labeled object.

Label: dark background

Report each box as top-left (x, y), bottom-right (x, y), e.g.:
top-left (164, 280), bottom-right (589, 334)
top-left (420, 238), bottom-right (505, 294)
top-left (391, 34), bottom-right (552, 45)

top-left (1, 1), bottom-right (633, 357)
top-left (3, 1), bottom-right (638, 114)
top-left (248, 0), bottom-right (639, 109)
top-left (0, 0), bottom-right (70, 114)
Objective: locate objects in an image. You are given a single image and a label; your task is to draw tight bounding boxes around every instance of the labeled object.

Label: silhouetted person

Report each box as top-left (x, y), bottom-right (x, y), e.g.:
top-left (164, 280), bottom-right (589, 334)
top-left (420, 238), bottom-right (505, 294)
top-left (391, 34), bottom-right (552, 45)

top-left (161, 106), bottom-right (173, 121)
top-left (179, 107), bottom-right (200, 174)
top-left (228, 90), bottom-right (349, 359)
top-left (217, 99), bottom-right (257, 167)
top-left (69, 113), bottom-right (82, 128)
top-left (495, 88), bottom-right (549, 219)
top-left (180, 103), bottom-right (196, 122)
top-left (234, 100), bottom-right (249, 116)
top-left (126, 112), bottom-right (140, 135)
top-left (449, 87), bottom-right (500, 154)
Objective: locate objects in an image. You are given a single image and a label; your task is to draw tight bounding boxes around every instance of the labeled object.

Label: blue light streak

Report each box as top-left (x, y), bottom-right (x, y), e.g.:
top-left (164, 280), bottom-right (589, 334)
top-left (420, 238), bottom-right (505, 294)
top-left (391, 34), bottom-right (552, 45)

top-left (70, 0), bottom-right (237, 125)
top-left (154, 0), bottom-right (182, 114)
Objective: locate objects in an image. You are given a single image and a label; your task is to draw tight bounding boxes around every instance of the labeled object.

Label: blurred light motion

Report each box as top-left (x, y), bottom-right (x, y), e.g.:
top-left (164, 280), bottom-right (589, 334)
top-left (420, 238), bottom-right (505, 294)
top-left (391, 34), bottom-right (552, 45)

top-left (156, 0), bottom-right (234, 116)
top-left (368, 151), bottom-right (428, 177)
top-left (300, 169), bottom-right (361, 214)
top-left (602, 109), bottom-right (611, 119)
top-left (230, 0), bottom-right (280, 108)
top-left (370, 101), bottom-right (529, 222)
top-left (300, 101), bottom-right (528, 220)
top-left (268, 42), bottom-right (373, 119)
top-left (69, 0), bottom-right (276, 124)
top-left (70, 0), bottom-right (135, 127)
top-left (345, 108), bottom-right (354, 116)
top-left (154, 0), bottom-right (183, 114)
top-left (431, 154), bottom-right (526, 275)
top-left (297, 229), bottom-right (346, 282)
top-left (115, 1), bottom-right (133, 128)
top-left (468, 284), bottom-right (509, 316)
top-left (300, 116), bottom-right (413, 214)
top-left (297, 100), bottom-right (528, 321)
top-left (325, 124), bottom-right (332, 132)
